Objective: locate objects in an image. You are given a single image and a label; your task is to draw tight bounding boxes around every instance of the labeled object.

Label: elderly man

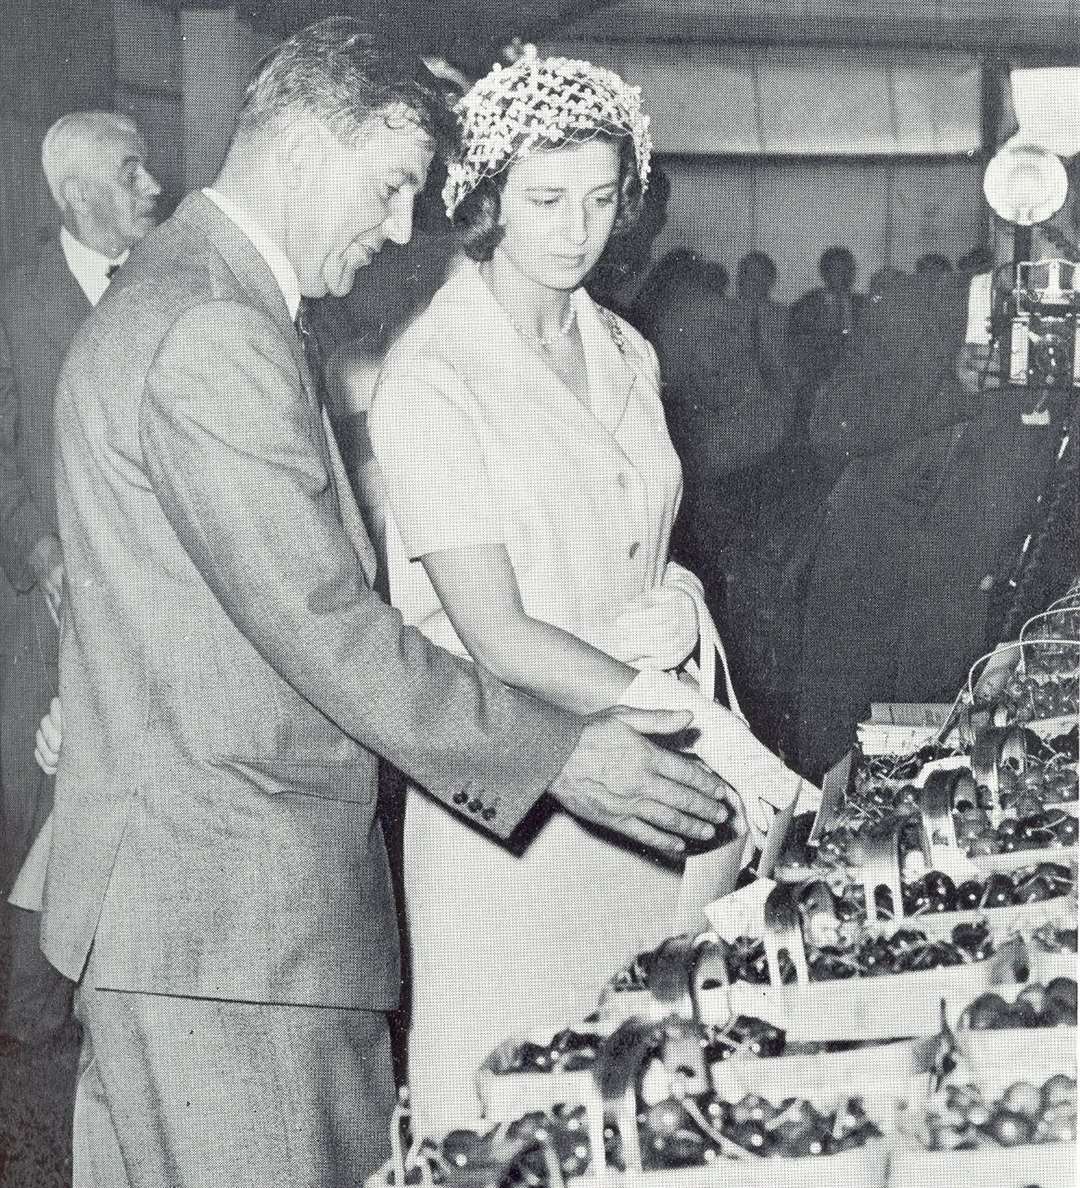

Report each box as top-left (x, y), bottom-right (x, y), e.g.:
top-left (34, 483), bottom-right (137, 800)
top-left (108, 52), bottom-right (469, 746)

top-left (44, 20), bottom-right (732, 1188)
top-left (0, 111), bottom-right (159, 1043)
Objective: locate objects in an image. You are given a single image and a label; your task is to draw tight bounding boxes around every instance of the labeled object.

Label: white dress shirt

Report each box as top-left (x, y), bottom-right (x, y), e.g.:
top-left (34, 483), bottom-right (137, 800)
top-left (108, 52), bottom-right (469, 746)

top-left (60, 226), bottom-right (126, 308)
top-left (203, 188), bottom-right (301, 321)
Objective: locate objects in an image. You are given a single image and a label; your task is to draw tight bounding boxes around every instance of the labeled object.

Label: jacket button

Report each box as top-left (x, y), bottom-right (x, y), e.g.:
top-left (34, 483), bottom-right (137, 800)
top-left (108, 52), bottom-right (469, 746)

top-left (452, 790), bottom-right (468, 805)
top-left (468, 797), bottom-right (483, 813)
top-left (482, 807), bottom-right (496, 822)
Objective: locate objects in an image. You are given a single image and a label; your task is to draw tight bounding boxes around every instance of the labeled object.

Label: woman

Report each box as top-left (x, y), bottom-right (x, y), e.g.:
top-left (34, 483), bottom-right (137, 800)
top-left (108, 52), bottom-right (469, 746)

top-left (369, 52), bottom-right (802, 1129)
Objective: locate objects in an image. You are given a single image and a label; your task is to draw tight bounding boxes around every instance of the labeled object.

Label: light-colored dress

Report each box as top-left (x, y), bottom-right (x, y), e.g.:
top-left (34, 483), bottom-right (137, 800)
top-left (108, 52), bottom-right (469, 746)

top-left (369, 263), bottom-right (684, 1130)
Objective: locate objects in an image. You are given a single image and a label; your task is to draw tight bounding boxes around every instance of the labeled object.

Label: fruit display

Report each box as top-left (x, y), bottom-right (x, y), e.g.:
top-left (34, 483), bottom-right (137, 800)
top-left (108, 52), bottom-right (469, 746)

top-left (632, 1092), bottom-right (881, 1170)
top-left (611, 919), bottom-right (1004, 989)
top-left (374, 594), bottom-right (1076, 1188)
top-left (910, 1074), bottom-right (1076, 1151)
top-left (961, 980), bottom-right (1078, 1030)
top-left (376, 1103), bottom-right (596, 1186)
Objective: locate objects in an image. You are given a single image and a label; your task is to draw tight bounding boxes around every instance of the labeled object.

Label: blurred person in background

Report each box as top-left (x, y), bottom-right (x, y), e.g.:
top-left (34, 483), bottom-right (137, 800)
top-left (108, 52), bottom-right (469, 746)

top-left (788, 245), bottom-right (865, 433)
top-left (588, 165), bottom-right (671, 312)
top-left (0, 110), bottom-right (159, 1046)
top-left (660, 248), bottom-right (795, 635)
top-left (914, 251), bottom-right (954, 280)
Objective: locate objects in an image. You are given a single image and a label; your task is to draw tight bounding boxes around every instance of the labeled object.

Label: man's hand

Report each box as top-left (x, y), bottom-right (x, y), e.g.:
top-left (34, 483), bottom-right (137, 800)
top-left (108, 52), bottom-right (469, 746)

top-left (548, 707), bottom-right (736, 856)
top-left (29, 533), bottom-right (64, 620)
top-left (34, 696), bottom-right (64, 776)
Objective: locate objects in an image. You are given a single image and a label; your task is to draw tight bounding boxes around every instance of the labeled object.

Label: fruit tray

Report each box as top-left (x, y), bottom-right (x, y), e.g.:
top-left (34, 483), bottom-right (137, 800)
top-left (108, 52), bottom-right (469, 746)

top-left (599, 918), bottom-right (1031, 1043)
top-left (479, 1023), bottom-right (603, 1123)
top-left (596, 1016), bottom-right (896, 1188)
top-left (479, 1014), bottom-right (922, 1135)
top-left (948, 975), bottom-right (1077, 1031)
top-left (891, 1044), bottom-right (1076, 1188)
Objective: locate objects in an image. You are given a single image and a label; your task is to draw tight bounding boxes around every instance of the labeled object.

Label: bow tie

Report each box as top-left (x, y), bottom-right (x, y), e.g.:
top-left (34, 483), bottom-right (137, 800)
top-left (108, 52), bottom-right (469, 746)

top-left (106, 263), bottom-right (120, 281)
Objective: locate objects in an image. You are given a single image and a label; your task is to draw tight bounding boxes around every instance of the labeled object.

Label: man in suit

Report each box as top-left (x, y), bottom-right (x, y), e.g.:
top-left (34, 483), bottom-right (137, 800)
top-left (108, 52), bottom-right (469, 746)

top-left (0, 111), bottom-right (159, 1043)
top-left (44, 21), bottom-right (733, 1188)
top-left (788, 245), bottom-right (865, 433)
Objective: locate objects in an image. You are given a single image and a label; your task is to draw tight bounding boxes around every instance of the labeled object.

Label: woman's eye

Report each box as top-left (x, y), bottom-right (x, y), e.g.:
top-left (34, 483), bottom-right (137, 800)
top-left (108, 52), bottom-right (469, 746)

top-left (530, 195), bottom-right (559, 207)
top-left (594, 193), bottom-right (616, 208)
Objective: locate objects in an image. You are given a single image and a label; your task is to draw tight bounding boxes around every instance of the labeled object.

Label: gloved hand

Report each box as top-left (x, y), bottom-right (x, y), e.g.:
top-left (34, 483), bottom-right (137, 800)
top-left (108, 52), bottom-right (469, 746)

top-left (607, 581), bottom-right (699, 671)
top-left (620, 668), bottom-right (804, 854)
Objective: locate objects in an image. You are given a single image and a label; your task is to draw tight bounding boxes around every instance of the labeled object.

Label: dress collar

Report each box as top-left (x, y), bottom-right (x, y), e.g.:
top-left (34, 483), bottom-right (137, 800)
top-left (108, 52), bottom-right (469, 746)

top-left (447, 262), bottom-right (638, 436)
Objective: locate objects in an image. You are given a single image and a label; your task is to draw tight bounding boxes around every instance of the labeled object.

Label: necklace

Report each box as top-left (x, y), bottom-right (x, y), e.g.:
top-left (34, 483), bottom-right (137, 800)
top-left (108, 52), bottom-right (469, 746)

top-left (507, 305), bottom-right (577, 350)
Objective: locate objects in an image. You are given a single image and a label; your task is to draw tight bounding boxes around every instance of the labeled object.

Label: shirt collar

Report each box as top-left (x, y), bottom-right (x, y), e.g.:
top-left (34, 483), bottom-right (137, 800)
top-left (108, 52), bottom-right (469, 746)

top-left (202, 187), bottom-right (301, 322)
top-left (60, 225), bottom-right (127, 307)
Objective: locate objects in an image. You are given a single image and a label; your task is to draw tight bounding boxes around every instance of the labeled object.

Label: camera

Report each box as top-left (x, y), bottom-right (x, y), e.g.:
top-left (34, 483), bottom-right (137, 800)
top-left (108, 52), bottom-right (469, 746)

top-left (994, 259), bottom-right (1080, 390)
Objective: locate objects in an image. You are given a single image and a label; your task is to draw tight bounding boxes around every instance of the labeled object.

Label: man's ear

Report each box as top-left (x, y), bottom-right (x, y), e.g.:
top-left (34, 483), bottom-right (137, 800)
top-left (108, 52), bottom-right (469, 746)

top-left (276, 117), bottom-right (324, 192)
top-left (60, 176), bottom-right (85, 219)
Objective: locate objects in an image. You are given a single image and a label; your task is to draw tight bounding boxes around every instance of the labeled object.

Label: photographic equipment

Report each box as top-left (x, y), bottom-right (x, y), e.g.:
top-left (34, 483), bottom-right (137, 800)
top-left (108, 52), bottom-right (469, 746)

top-left (978, 138), bottom-right (1078, 392)
top-left (994, 259), bottom-right (1080, 391)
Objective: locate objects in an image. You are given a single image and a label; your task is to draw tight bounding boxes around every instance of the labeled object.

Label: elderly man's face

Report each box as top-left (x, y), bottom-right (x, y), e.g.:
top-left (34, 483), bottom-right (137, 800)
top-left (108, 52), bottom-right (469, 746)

top-left (288, 110), bottom-right (434, 299)
top-left (78, 127), bottom-right (160, 257)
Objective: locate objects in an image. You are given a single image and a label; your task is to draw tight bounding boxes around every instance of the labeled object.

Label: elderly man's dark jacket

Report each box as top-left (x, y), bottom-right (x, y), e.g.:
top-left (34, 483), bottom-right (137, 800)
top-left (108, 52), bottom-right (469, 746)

top-left (0, 236), bottom-right (89, 890)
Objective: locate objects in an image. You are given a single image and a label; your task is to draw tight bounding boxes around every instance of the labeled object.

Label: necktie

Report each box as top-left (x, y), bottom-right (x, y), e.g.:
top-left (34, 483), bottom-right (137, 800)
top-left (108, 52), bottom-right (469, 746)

top-left (295, 299), bottom-right (327, 413)
top-left (106, 263), bottom-right (120, 281)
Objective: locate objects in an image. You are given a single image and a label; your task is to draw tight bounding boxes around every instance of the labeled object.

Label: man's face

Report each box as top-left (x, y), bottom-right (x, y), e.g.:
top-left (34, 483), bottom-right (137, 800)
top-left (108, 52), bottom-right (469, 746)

top-left (76, 127), bottom-right (160, 257)
top-left (288, 111), bottom-right (434, 299)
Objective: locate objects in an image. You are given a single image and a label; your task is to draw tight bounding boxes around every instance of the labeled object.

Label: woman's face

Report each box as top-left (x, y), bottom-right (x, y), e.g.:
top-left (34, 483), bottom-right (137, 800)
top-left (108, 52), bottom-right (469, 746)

top-left (494, 138), bottom-right (621, 292)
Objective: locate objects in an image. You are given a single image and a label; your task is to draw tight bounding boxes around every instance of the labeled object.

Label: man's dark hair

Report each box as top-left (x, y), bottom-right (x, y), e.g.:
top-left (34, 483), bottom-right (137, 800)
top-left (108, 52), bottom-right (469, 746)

top-left (237, 18), bottom-right (458, 159)
top-left (737, 250), bottom-right (777, 286)
top-left (818, 245), bottom-right (855, 277)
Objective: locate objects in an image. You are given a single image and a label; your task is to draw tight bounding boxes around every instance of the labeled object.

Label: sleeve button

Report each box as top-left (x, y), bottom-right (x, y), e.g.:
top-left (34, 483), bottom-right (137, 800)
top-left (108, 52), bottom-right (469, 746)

top-left (481, 807), bottom-right (496, 822)
top-left (468, 797), bottom-right (483, 813)
top-left (452, 790), bottom-right (468, 805)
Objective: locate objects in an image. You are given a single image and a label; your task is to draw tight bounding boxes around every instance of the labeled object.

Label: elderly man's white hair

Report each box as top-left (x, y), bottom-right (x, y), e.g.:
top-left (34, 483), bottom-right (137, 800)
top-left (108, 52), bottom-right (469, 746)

top-left (41, 111), bottom-right (140, 209)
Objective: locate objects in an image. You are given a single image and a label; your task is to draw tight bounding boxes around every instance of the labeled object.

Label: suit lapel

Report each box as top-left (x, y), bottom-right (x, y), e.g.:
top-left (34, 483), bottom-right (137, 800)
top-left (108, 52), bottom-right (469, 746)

top-left (173, 195), bottom-right (378, 586)
top-left (322, 409), bottom-right (377, 584)
top-left (33, 238), bottom-right (91, 352)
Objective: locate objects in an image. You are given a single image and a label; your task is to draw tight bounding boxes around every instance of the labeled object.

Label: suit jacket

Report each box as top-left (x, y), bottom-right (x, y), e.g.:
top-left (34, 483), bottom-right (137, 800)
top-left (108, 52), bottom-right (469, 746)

top-left (0, 237), bottom-right (88, 593)
top-left (0, 238), bottom-right (87, 886)
top-left (42, 192), bottom-right (582, 1007)
top-left (787, 286), bottom-right (867, 415)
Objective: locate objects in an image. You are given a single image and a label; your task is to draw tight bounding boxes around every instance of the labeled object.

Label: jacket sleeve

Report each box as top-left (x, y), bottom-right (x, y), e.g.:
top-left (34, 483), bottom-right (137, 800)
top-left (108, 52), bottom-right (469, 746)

top-left (0, 316), bottom-right (49, 592)
top-left (138, 300), bottom-right (583, 839)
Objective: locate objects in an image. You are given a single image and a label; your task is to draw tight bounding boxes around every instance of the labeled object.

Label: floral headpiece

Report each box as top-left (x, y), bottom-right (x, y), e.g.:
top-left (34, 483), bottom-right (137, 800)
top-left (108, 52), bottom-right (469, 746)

top-left (443, 47), bottom-right (652, 218)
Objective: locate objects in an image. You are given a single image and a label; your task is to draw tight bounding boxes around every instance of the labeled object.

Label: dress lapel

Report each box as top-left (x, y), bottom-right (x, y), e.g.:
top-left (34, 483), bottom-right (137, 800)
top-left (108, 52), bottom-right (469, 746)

top-left (442, 264), bottom-right (640, 464)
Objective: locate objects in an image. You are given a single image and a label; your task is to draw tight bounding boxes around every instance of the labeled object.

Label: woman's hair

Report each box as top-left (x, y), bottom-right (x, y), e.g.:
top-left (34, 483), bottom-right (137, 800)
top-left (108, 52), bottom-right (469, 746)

top-left (451, 132), bottom-right (644, 262)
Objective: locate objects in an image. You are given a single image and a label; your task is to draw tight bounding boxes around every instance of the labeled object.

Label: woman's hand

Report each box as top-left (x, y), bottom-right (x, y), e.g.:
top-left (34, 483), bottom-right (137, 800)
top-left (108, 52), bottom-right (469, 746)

top-left (607, 584), bottom-right (698, 671)
top-left (34, 696), bottom-right (63, 776)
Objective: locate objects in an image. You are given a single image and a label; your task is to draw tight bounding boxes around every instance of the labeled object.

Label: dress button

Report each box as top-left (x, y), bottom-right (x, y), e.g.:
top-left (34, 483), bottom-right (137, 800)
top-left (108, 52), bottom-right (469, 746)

top-left (616, 473), bottom-right (628, 489)
top-left (628, 541), bottom-right (640, 559)
top-left (452, 790), bottom-right (468, 806)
